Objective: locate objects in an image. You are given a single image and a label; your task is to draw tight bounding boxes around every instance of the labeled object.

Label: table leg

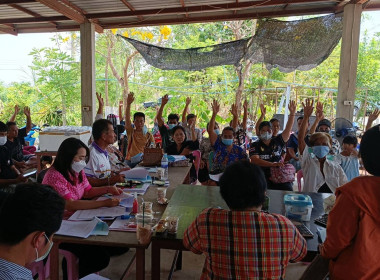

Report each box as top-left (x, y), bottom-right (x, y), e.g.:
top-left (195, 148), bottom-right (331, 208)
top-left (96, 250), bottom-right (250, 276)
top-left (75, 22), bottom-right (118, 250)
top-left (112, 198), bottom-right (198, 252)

top-left (49, 242), bottom-right (60, 280)
top-left (151, 241), bottom-right (161, 280)
top-left (136, 248), bottom-right (145, 280)
top-left (176, 250), bottom-right (182, 270)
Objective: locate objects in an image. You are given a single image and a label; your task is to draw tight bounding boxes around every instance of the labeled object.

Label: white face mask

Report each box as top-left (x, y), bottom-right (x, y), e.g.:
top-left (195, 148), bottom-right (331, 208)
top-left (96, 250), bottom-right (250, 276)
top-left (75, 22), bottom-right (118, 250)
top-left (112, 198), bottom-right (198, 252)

top-left (71, 160), bottom-right (87, 173)
top-left (35, 233), bottom-right (53, 262)
top-left (0, 136), bottom-right (7, 146)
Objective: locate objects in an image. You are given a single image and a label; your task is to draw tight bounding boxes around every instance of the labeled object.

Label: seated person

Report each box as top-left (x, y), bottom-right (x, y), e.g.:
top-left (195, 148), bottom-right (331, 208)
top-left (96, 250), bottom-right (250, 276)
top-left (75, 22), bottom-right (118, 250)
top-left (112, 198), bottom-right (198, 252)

top-left (230, 101), bottom-right (248, 151)
top-left (43, 137), bottom-right (124, 280)
top-left (337, 135), bottom-right (360, 182)
top-left (198, 121), bottom-right (219, 185)
top-left (255, 103), bottom-right (282, 137)
top-left (166, 126), bottom-right (199, 156)
top-left (249, 101), bottom-right (297, 191)
top-left (298, 99), bottom-right (347, 193)
top-left (365, 108), bottom-right (379, 131)
top-left (0, 183), bottom-right (65, 280)
top-left (181, 97), bottom-right (203, 143)
top-left (85, 119), bottom-right (125, 187)
top-left (125, 93), bottom-right (154, 167)
top-left (286, 116), bottom-right (306, 171)
top-left (36, 155), bottom-right (53, 183)
top-left (320, 124), bottom-right (380, 279)
top-left (183, 161), bottom-right (307, 279)
top-left (0, 121), bottom-right (27, 186)
top-left (156, 94), bottom-right (179, 152)
top-left (5, 106), bottom-right (37, 170)
top-left (208, 100), bottom-right (247, 176)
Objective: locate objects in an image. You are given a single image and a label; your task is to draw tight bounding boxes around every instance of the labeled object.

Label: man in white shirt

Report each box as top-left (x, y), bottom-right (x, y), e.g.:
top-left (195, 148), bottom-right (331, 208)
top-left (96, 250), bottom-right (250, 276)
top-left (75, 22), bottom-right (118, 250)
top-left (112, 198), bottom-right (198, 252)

top-left (85, 119), bottom-right (125, 187)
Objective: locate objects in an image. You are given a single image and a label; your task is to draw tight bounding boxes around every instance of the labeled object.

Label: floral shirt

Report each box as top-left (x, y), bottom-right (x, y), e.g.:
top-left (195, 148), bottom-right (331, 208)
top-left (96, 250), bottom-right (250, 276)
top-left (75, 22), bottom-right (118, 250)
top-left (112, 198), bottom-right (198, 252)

top-left (43, 167), bottom-right (92, 200)
top-left (211, 136), bottom-right (247, 173)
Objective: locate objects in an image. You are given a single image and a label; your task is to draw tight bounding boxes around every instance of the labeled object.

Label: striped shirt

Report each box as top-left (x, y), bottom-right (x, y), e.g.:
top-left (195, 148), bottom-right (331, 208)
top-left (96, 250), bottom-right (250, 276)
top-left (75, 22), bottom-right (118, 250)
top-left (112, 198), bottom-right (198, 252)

top-left (183, 208), bottom-right (307, 280)
top-left (0, 258), bottom-right (33, 280)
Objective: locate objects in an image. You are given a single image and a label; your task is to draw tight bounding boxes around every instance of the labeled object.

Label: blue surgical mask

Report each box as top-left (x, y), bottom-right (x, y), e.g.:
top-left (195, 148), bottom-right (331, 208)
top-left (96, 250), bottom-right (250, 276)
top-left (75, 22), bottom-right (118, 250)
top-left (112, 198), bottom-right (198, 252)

top-left (142, 125), bottom-right (148, 135)
top-left (35, 233), bottom-right (53, 262)
top-left (312, 145), bottom-right (330, 159)
top-left (214, 129), bottom-right (220, 135)
top-left (222, 138), bottom-right (233, 146)
top-left (260, 131), bottom-right (273, 141)
top-left (168, 124), bottom-right (176, 129)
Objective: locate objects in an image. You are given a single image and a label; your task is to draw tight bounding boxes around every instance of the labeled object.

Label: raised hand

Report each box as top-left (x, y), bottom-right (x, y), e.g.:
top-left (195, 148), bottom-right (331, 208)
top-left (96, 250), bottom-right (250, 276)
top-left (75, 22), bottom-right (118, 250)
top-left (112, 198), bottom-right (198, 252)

top-left (23, 106), bottom-right (31, 118)
top-left (288, 100), bottom-right (297, 115)
top-left (315, 101), bottom-right (324, 121)
top-left (14, 105), bottom-right (20, 115)
top-left (185, 97), bottom-right (191, 106)
top-left (260, 103), bottom-right (266, 116)
top-left (302, 99), bottom-right (314, 118)
top-left (230, 103), bottom-right (238, 117)
top-left (127, 92), bottom-right (135, 105)
top-left (161, 94), bottom-right (169, 106)
top-left (96, 92), bottom-right (104, 107)
top-left (211, 99), bottom-right (220, 115)
top-left (368, 108), bottom-right (380, 122)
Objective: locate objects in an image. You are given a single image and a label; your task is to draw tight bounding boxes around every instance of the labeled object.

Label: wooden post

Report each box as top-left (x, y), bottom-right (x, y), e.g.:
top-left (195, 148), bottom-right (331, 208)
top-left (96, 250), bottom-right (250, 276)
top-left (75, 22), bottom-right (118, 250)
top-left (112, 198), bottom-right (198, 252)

top-left (80, 22), bottom-right (96, 126)
top-left (336, 3), bottom-right (362, 121)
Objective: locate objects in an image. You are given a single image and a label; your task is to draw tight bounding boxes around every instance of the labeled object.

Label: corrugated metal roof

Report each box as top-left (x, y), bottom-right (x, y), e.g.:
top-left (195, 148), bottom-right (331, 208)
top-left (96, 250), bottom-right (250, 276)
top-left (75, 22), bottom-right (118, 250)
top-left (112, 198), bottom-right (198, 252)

top-left (0, 0), bottom-right (379, 35)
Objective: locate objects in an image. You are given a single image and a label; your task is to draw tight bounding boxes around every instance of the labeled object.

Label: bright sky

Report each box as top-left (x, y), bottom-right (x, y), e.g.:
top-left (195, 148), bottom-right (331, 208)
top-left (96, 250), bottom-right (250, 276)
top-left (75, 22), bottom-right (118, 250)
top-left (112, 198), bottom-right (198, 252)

top-left (0, 11), bottom-right (379, 85)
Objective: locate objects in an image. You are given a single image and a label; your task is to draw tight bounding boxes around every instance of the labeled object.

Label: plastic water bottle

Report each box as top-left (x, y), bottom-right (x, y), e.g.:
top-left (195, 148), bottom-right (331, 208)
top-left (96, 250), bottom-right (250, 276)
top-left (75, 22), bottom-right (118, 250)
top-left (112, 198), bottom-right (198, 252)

top-left (161, 153), bottom-right (169, 181)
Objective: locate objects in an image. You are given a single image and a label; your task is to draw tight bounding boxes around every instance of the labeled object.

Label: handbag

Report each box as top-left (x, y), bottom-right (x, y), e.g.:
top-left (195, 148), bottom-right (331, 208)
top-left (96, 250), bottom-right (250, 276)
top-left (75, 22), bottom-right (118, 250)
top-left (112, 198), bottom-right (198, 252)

top-left (140, 147), bottom-right (164, 166)
top-left (270, 163), bottom-right (296, 183)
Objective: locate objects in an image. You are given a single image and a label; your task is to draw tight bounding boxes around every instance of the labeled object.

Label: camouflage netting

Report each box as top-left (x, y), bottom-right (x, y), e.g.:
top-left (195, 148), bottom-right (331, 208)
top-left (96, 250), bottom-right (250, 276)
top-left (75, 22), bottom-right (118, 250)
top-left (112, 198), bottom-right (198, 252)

top-left (119, 14), bottom-right (343, 73)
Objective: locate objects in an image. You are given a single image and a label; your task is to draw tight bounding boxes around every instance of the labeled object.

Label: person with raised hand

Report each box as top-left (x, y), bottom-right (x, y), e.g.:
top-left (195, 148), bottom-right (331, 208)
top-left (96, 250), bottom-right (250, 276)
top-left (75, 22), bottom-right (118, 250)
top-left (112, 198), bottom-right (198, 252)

top-left (156, 94), bottom-right (180, 152)
top-left (124, 92), bottom-right (154, 167)
top-left (208, 99), bottom-right (247, 180)
top-left (365, 108), bottom-right (379, 131)
top-left (298, 99), bottom-right (347, 193)
top-left (230, 100), bottom-right (249, 151)
top-left (180, 96), bottom-right (202, 143)
top-left (249, 100), bottom-right (297, 191)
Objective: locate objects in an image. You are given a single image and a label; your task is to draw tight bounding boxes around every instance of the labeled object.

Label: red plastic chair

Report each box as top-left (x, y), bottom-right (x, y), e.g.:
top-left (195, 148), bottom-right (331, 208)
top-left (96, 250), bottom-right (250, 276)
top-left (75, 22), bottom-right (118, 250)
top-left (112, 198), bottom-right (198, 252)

top-left (45, 249), bottom-right (79, 280)
top-left (26, 260), bottom-right (46, 280)
top-left (192, 150), bottom-right (201, 184)
top-left (297, 169), bottom-right (303, 192)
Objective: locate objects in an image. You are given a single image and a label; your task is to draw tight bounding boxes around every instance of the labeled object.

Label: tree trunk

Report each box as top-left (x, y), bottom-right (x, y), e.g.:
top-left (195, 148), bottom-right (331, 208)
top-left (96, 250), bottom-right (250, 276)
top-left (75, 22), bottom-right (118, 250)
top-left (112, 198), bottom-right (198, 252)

top-left (235, 60), bottom-right (252, 112)
top-left (61, 90), bottom-right (67, 126)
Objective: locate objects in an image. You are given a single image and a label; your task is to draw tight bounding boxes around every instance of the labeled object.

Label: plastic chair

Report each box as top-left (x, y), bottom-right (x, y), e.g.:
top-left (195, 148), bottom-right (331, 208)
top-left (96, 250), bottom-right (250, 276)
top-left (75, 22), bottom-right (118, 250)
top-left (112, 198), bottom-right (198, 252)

top-left (45, 249), bottom-right (80, 280)
top-left (191, 150), bottom-right (201, 184)
top-left (26, 260), bottom-right (46, 280)
top-left (297, 169), bottom-right (303, 192)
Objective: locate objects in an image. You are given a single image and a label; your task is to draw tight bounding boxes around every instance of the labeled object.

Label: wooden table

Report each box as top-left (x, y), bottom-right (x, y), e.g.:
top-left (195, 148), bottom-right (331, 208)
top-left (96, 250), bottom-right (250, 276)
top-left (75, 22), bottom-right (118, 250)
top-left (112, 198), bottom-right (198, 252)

top-left (50, 166), bottom-right (191, 280)
top-left (151, 185), bottom-right (330, 280)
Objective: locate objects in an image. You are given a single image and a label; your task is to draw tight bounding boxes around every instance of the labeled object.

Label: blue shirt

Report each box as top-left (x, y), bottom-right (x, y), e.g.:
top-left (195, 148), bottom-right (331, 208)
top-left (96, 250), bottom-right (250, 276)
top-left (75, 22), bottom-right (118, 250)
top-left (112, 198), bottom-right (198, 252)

top-left (212, 136), bottom-right (247, 173)
top-left (287, 133), bottom-right (299, 154)
top-left (0, 258), bottom-right (33, 280)
top-left (338, 154), bottom-right (360, 182)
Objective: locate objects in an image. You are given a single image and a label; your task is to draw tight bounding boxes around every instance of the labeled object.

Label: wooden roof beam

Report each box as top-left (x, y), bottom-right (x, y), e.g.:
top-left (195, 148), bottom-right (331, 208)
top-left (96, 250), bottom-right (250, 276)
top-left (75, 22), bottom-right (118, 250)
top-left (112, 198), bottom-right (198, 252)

top-left (86, 0), bottom-right (331, 19)
top-left (120, 0), bottom-right (144, 20)
top-left (8, 3), bottom-right (57, 27)
top-left (0, 16), bottom-right (67, 24)
top-left (59, 0), bottom-right (103, 33)
top-left (179, 0), bottom-right (189, 18)
top-left (0, 26), bottom-right (18, 35)
top-left (0, 0), bottom-right (34, 4)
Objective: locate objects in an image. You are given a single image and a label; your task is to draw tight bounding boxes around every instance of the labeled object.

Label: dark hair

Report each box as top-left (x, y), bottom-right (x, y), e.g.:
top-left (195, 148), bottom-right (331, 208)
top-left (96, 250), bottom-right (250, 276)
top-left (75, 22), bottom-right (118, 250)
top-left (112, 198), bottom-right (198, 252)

top-left (0, 183), bottom-right (64, 245)
top-left (222, 126), bottom-right (235, 136)
top-left (0, 121), bottom-right (7, 132)
top-left (360, 125), bottom-right (380, 176)
top-left (92, 119), bottom-right (112, 141)
top-left (342, 135), bottom-right (358, 146)
top-left (133, 112), bottom-right (145, 121)
top-left (259, 121), bottom-right (272, 131)
top-left (53, 138), bottom-right (89, 184)
top-left (171, 126), bottom-right (187, 140)
top-left (297, 116), bottom-right (304, 122)
top-left (219, 161), bottom-right (267, 210)
top-left (270, 118), bottom-right (279, 123)
top-left (6, 121), bottom-right (17, 131)
top-left (186, 114), bottom-right (196, 121)
top-left (41, 156), bottom-right (53, 164)
top-left (168, 113), bottom-right (179, 122)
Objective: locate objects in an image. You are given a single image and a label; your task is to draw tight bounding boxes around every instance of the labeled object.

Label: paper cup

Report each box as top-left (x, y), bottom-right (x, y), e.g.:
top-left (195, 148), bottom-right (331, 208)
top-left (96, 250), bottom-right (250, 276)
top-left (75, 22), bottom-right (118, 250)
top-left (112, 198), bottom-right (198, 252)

top-left (139, 202), bottom-right (153, 213)
top-left (157, 187), bottom-right (167, 200)
top-left (166, 216), bottom-right (179, 234)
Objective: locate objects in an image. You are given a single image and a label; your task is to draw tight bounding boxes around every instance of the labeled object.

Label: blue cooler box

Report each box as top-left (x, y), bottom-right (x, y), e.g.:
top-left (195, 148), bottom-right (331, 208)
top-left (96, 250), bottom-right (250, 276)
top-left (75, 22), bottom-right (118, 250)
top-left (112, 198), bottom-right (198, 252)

top-left (284, 194), bottom-right (313, 222)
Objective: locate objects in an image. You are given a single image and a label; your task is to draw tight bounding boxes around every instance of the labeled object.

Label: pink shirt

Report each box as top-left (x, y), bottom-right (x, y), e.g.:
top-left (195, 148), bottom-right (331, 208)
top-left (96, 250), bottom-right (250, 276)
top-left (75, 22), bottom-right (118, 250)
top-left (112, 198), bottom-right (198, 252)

top-left (42, 167), bottom-right (92, 200)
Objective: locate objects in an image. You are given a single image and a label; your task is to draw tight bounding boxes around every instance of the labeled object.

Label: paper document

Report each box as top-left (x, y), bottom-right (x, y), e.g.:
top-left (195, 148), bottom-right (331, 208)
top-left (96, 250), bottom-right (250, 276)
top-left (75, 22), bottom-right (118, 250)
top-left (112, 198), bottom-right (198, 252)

top-left (56, 218), bottom-right (109, 238)
top-left (97, 193), bottom-right (134, 208)
top-left (209, 173), bottom-right (223, 182)
top-left (68, 206), bottom-right (126, 221)
top-left (122, 183), bottom-right (150, 195)
top-left (109, 217), bottom-right (137, 232)
top-left (121, 167), bottom-right (149, 179)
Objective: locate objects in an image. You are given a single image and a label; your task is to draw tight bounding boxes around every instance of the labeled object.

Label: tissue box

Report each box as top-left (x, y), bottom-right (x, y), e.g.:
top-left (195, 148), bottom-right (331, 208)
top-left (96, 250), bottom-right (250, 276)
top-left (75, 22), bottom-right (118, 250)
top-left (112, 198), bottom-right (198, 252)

top-left (39, 126), bottom-right (91, 151)
top-left (284, 194), bottom-right (313, 222)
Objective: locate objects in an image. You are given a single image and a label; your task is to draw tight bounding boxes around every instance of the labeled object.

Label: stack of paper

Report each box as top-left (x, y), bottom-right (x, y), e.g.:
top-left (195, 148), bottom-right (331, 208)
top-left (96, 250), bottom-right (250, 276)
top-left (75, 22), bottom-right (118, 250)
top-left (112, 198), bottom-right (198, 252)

top-left (97, 193), bottom-right (134, 208)
top-left (56, 218), bottom-right (109, 238)
top-left (122, 183), bottom-right (150, 195)
top-left (68, 206), bottom-right (127, 221)
top-left (109, 217), bottom-right (137, 232)
top-left (121, 167), bottom-right (149, 180)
